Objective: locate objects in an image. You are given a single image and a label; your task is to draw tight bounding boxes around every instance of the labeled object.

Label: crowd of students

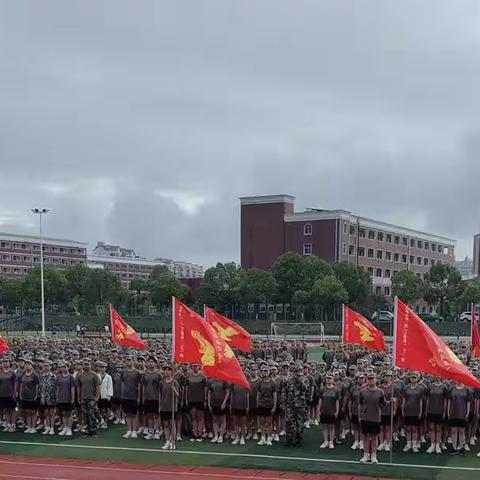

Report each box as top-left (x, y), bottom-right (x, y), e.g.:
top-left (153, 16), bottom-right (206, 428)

top-left (0, 336), bottom-right (479, 463)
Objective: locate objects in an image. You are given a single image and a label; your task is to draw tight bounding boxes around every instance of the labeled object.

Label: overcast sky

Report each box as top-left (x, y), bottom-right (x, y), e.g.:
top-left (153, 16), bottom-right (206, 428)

top-left (1, 1), bottom-right (480, 266)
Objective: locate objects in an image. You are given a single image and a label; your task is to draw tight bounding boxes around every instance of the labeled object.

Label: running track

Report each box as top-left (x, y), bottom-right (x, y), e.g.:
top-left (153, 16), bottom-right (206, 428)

top-left (0, 456), bottom-right (391, 480)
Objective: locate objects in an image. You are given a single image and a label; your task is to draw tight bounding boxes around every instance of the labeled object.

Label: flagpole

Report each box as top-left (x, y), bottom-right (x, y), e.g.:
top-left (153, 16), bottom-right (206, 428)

top-left (471, 303), bottom-right (474, 353)
top-left (389, 296), bottom-right (398, 464)
top-left (109, 304), bottom-right (114, 344)
top-left (171, 296), bottom-right (176, 450)
top-left (341, 304), bottom-right (345, 344)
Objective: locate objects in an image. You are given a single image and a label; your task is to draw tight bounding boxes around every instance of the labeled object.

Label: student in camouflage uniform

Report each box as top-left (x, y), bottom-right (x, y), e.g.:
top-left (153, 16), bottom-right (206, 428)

top-left (281, 364), bottom-right (309, 446)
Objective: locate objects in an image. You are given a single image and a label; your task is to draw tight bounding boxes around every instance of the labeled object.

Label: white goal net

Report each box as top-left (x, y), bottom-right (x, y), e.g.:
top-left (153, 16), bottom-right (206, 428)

top-left (270, 322), bottom-right (325, 341)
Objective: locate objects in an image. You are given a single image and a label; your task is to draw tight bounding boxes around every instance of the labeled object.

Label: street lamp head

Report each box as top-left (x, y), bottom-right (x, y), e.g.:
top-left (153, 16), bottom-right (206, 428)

top-left (31, 208), bottom-right (51, 214)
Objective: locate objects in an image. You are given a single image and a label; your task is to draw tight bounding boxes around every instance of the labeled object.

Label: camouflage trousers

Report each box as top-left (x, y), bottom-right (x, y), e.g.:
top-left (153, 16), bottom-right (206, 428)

top-left (81, 399), bottom-right (99, 434)
top-left (285, 405), bottom-right (307, 446)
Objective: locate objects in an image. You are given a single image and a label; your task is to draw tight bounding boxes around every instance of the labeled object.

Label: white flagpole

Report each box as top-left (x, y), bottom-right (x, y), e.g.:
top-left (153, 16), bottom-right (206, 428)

top-left (341, 304), bottom-right (345, 344)
top-left (389, 296), bottom-right (398, 464)
top-left (171, 296), bottom-right (176, 450)
top-left (109, 304), bottom-right (114, 344)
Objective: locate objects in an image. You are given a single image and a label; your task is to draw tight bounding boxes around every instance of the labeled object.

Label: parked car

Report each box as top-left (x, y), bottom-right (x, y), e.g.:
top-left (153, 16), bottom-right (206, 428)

top-left (418, 312), bottom-right (444, 323)
top-left (458, 310), bottom-right (478, 322)
top-left (371, 311), bottom-right (394, 321)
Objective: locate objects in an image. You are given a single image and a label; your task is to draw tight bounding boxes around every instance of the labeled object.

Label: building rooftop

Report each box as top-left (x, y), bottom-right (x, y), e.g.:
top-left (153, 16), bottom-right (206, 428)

top-left (0, 231), bottom-right (87, 247)
top-left (240, 194), bottom-right (296, 206)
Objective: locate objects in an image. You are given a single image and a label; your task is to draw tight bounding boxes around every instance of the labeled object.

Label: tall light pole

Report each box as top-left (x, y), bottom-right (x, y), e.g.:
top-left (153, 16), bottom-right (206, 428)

top-left (31, 208), bottom-right (50, 337)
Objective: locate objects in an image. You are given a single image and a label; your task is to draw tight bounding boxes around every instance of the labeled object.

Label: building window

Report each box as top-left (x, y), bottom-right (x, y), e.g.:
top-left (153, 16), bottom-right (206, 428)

top-left (431, 243), bottom-right (436, 252)
top-left (417, 240), bottom-right (423, 249)
top-left (349, 244), bottom-right (355, 256)
top-left (2, 254), bottom-right (10, 260)
top-left (423, 258), bottom-right (429, 266)
top-left (368, 230), bottom-right (375, 240)
top-left (393, 252), bottom-right (399, 262)
top-left (375, 286), bottom-right (382, 295)
top-left (367, 248), bottom-right (374, 258)
top-left (21, 244), bottom-right (26, 249)
top-left (377, 232), bottom-right (384, 242)
top-left (437, 244), bottom-right (442, 253)
top-left (402, 254), bottom-right (408, 263)
top-left (343, 223), bottom-right (347, 234)
top-left (410, 239), bottom-right (415, 247)
top-left (385, 251), bottom-right (392, 261)
top-left (359, 228), bottom-right (366, 238)
top-left (342, 243), bottom-right (347, 255)
top-left (384, 269), bottom-right (391, 278)
top-left (417, 257), bottom-right (422, 265)
top-left (394, 235), bottom-right (400, 244)
top-left (409, 255), bottom-right (414, 264)
top-left (350, 225), bottom-right (356, 235)
top-left (431, 259), bottom-right (435, 266)
top-left (376, 250), bottom-right (383, 260)
top-left (384, 286), bottom-right (391, 296)
top-left (303, 223), bottom-right (312, 236)
top-left (376, 268), bottom-right (382, 277)
top-left (358, 247), bottom-right (365, 257)
top-left (402, 237), bottom-right (408, 246)
top-left (386, 233), bottom-right (392, 243)
top-left (367, 267), bottom-right (373, 276)
top-left (424, 242), bottom-right (429, 250)
top-left (303, 243), bottom-right (312, 256)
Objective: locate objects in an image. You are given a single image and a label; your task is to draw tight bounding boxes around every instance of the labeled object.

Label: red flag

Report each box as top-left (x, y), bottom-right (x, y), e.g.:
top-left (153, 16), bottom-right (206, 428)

top-left (342, 305), bottom-right (385, 351)
top-left (204, 306), bottom-right (252, 352)
top-left (471, 304), bottom-right (480, 359)
top-left (173, 297), bottom-right (250, 389)
top-left (394, 298), bottom-right (480, 388)
top-left (110, 304), bottom-right (146, 349)
top-left (0, 334), bottom-right (9, 355)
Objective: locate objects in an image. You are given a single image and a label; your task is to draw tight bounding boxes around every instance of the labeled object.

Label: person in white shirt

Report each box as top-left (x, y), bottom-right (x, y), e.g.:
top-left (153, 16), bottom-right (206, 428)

top-left (96, 361), bottom-right (113, 429)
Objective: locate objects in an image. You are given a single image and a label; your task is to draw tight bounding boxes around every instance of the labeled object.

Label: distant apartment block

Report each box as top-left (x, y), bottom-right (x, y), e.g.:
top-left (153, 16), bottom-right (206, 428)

top-left (0, 232), bottom-right (87, 278)
top-left (456, 256), bottom-right (474, 280)
top-left (240, 195), bottom-right (456, 297)
top-left (89, 242), bottom-right (204, 288)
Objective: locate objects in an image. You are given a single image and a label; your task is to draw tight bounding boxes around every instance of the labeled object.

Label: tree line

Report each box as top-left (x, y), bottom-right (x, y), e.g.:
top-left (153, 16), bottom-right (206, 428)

top-left (0, 252), bottom-right (476, 321)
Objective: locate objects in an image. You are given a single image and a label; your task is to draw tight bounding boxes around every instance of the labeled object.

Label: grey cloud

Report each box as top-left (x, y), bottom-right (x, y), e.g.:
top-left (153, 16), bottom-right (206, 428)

top-left (1, 1), bottom-right (480, 265)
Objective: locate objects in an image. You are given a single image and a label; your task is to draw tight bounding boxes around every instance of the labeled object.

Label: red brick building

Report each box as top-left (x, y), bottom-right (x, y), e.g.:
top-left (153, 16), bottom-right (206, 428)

top-left (240, 195), bottom-right (456, 297)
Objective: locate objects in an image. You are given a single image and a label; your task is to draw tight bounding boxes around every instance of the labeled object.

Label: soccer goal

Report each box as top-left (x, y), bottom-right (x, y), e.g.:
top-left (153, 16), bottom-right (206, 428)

top-left (270, 322), bottom-right (325, 341)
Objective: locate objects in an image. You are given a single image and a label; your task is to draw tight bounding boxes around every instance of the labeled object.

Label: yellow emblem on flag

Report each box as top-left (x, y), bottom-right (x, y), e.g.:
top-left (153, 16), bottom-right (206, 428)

top-left (191, 330), bottom-right (216, 367)
top-left (354, 321), bottom-right (374, 342)
top-left (212, 321), bottom-right (238, 342)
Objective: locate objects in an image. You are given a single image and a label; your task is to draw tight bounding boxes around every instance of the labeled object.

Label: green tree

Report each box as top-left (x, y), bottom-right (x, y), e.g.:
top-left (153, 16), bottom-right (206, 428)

top-left (301, 256), bottom-right (333, 291)
top-left (129, 278), bottom-right (149, 295)
top-left (65, 264), bottom-right (91, 298)
top-left (391, 270), bottom-right (425, 305)
top-left (196, 262), bottom-right (241, 309)
top-left (309, 275), bottom-right (349, 306)
top-left (79, 268), bottom-right (123, 313)
top-left (458, 278), bottom-right (480, 311)
top-left (424, 264), bottom-right (463, 320)
top-left (0, 278), bottom-right (22, 311)
top-left (332, 262), bottom-right (372, 308)
top-left (271, 252), bottom-right (305, 303)
top-left (21, 266), bottom-right (70, 308)
top-left (239, 268), bottom-right (276, 304)
top-left (148, 265), bottom-right (189, 307)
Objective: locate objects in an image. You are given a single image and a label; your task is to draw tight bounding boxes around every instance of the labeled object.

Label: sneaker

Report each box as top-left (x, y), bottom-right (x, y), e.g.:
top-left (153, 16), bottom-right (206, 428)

top-left (211, 436), bottom-right (218, 443)
top-left (441, 443), bottom-right (447, 451)
top-left (245, 432), bottom-right (252, 440)
top-left (360, 454), bottom-right (370, 463)
top-left (170, 443), bottom-right (176, 450)
top-left (320, 441), bottom-right (328, 449)
top-left (351, 440), bottom-right (359, 450)
top-left (154, 432), bottom-right (161, 440)
top-left (120, 419), bottom-right (126, 425)
top-left (273, 434), bottom-right (280, 442)
top-left (266, 437), bottom-right (273, 446)
top-left (217, 436), bottom-right (223, 444)
top-left (257, 437), bottom-right (266, 446)
top-left (477, 451), bottom-right (480, 458)
top-left (435, 444), bottom-right (442, 454)
top-left (49, 428), bottom-right (55, 435)
top-left (161, 441), bottom-right (171, 450)
top-left (232, 438), bottom-right (239, 445)
top-left (403, 442), bottom-right (412, 452)
top-left (464, 444), bottom-right (470, 452)
top-left (329, 441), bottom-right (334, 449)
top-left (7, 426), bottom-right (16, 433)
top-left (469, 437), bottom-right (476, 446)
top-left (393, 433), bottom-right (399, 442)
top-left (176, 434), bottom-right (182, 442)
top-left (359, 440), bottom-right (364, 450)
top-left (314, 419), bottom-right (319, 426)
top-left (426, 445), bottom-right (435, 454)
top-left (113, 419), bottom-right (120, 425)
top-left (58, 428), bottom-right (66, 436)
top-left (384, 443), bottom-right (390, 452)
top-left (123, 431), bottom-right (132, 439)
top-left (100, 423), bottom-right (108, 430)
top-left (65, 429), bottom-right (72, 437)
top-left (195, 438), bottom-right (203, 443)
top-left (240, 438), bottom-right (245, 445)
top-left (413, 445), bottom-right (419, 453)
top-left (131, 431), bottom-right (138, 439)
top-left (370, 455), bottom-right (379, 464)
top-left (279, 430), bottom-right (286, 436)
top-left (305, 422), bottom-right (311, 429)
top-left (252, 433), bottom-right (258, 440)
top-left (42, 428), bottom-right (50, 435)
top-left (377, 442), bottom-right (385, 451)
top-left (144, 433), bottom-right (153, 440)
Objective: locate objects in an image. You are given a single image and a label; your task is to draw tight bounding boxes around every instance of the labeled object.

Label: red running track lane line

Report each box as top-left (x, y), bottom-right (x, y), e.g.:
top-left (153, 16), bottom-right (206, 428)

top-left (0, 455), bottom-right (392, 480)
